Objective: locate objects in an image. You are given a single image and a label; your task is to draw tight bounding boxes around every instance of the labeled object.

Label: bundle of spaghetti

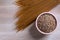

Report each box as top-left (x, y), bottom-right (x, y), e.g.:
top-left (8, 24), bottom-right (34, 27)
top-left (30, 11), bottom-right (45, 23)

top-left (15, 0), bottom-right (59, 31)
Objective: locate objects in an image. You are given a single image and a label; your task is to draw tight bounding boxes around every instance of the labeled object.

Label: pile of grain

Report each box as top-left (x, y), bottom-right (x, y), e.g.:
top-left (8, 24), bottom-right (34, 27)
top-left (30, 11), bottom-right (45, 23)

top-left (37, 13), bottom-right (57, 33)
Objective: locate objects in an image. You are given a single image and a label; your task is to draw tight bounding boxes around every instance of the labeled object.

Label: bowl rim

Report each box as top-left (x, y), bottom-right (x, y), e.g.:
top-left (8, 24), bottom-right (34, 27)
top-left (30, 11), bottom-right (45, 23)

top-left (36, 12), bottom-right (57, 34)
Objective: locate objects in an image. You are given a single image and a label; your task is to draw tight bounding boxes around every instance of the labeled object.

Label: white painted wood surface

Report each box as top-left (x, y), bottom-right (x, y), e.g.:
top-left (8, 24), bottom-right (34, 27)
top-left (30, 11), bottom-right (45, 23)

top-left (0, 0), bottom-right (60, 40)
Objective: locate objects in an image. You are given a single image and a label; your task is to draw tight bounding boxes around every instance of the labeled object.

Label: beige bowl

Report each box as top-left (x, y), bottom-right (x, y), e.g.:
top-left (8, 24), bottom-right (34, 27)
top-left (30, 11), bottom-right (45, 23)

top-left (36, 12), bottom-right (57, 34)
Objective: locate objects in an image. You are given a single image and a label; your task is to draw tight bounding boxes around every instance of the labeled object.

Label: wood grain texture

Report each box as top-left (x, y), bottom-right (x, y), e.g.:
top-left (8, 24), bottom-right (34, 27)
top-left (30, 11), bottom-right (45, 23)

top-left (15, 0), bottom-right (59, 31)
